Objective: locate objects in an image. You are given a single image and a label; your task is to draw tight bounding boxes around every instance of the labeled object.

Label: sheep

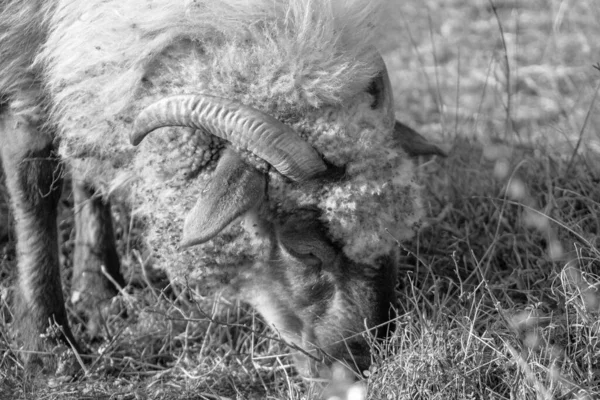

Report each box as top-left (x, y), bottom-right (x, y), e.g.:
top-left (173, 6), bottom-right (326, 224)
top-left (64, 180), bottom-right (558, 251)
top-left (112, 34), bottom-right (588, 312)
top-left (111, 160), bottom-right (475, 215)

top-left (0, 0), bottom-right (444, 377)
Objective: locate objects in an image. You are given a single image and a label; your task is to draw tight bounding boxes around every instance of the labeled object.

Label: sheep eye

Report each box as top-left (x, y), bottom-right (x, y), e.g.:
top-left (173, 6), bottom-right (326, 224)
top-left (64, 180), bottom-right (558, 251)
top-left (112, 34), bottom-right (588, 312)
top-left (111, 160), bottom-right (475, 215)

top-left (283, 244), bottom-right (323, 269)
top-left (278, 213), bottom-right (337, 269)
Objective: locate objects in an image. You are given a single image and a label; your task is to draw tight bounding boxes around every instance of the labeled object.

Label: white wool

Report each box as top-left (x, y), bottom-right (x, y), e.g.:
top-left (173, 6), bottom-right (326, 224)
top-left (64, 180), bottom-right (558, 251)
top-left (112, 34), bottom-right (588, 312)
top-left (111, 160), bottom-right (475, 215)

top-left (41, 0), bottom-right (387, 152)
top-left (33, 0), bottom-right (422, 275)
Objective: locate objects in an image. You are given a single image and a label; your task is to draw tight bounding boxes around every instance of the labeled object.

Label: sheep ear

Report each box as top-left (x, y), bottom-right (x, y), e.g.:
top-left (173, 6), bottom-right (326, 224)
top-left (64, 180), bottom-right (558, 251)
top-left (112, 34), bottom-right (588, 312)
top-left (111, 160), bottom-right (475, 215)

top-left (180, 149), bottom-right (266, 248)
top-left (393, 120), bottom-right (448, 157)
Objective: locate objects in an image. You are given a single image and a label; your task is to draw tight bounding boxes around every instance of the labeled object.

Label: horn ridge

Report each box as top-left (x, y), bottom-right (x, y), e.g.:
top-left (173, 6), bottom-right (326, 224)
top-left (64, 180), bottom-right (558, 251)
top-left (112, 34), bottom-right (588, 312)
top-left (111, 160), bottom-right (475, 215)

top-left (131, 94), bottom-right (325, 182)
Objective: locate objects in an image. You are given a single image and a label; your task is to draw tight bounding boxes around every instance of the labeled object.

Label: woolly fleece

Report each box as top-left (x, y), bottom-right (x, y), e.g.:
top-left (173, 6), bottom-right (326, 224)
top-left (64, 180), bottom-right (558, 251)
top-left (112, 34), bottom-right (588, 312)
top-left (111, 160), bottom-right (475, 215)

top-left (34, 0), bottom-right (420, 276)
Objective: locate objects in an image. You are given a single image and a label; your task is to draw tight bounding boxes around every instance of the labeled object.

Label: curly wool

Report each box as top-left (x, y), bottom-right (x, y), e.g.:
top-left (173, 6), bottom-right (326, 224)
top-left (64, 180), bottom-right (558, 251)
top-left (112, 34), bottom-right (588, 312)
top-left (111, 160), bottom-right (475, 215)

top-left (35, 0), bottom-right (420, 277)
top-left (132, 91), bottom-right (422, 276)
top-left (41, 0), bottom-right (387, 165)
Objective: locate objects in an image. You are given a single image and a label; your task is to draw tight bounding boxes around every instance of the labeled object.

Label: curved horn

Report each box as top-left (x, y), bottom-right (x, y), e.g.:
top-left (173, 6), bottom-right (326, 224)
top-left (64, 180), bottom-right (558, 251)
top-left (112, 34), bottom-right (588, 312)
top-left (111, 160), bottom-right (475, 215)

top-left (131, 95), bottom-right (327, 182)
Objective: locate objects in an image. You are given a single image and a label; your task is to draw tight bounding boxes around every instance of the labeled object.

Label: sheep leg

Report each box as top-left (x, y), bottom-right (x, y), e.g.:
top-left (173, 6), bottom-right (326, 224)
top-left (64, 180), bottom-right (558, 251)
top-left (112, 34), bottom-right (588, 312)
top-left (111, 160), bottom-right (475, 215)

top-left (0, 108), bottom-right (78, 361)
top-left (70, 176), bottom-right (124, 336)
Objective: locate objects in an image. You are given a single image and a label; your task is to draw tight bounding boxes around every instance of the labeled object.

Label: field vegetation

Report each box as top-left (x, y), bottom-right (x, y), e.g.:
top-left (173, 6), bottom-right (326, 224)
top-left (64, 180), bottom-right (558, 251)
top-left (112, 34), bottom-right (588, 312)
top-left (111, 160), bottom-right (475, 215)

top-left (1, 0), bottom-right (599, 399)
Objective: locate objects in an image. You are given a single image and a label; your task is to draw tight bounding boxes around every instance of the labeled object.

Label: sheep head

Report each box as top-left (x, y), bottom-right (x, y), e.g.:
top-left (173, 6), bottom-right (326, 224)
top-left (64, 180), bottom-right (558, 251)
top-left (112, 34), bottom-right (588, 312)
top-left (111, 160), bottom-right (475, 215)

top-left (40, 0), bottom-right (445, 377)
top-left (127, 59), bottom-right (441, 376)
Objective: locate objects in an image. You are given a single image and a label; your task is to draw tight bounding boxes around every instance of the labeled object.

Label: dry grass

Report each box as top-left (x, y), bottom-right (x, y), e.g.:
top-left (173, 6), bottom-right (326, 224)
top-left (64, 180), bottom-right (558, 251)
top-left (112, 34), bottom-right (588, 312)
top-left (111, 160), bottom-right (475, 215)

top-left (2, 0), bottom-right (600, 399)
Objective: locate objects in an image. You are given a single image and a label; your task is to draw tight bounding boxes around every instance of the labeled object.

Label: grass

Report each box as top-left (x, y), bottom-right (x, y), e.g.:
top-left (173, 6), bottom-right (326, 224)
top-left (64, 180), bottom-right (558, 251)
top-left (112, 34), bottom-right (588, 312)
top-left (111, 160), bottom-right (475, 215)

top-left (369, 143), bottom-right (600, 399)
top-left (1, 0), bottom-right (600, 398)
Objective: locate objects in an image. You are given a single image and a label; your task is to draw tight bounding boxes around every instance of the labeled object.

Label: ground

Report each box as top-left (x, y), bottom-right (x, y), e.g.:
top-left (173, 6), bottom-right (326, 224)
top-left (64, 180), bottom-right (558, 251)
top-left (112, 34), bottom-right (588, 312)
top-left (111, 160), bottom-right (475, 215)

top-left (1, 0), bottom-right (600, 399)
